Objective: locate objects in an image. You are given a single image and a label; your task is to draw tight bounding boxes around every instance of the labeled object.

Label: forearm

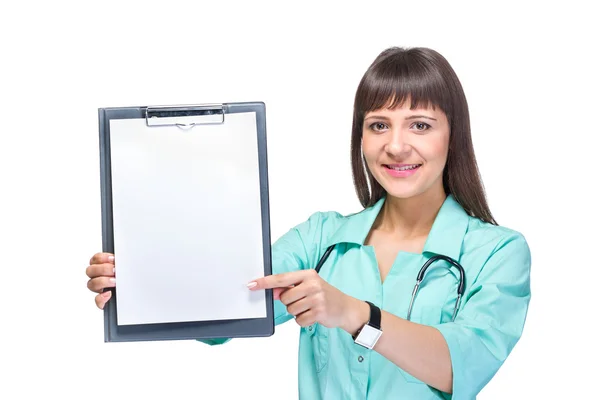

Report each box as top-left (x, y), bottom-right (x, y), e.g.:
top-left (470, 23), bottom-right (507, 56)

top-left (341, 297), bottom-right (452, 393)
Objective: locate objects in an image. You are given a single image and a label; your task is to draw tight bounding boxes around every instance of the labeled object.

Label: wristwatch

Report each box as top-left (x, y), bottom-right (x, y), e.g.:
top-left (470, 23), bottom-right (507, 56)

top-left (352, 301), bottom-right (383, 349)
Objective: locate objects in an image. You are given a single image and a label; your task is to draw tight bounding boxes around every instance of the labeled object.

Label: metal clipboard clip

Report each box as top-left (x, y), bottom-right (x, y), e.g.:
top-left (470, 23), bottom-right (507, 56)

top-left (145, 104), bottom-right (225, 129)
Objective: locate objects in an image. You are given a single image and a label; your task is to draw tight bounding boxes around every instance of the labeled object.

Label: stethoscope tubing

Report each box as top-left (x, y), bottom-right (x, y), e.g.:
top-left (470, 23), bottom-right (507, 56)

top-left (314, 245), bottom-right (466, 322)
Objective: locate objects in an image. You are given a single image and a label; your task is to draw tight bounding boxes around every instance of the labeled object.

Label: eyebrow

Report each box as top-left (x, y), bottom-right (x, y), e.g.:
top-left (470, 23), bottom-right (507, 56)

top-left (364, 114), bottom-right (438, 122)
top-left (406, 115), bottom-right (437, 121)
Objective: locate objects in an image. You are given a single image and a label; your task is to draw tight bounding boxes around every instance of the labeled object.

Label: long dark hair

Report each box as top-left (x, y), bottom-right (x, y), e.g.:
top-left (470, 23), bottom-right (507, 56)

top-left (350, 46), bottom-right (497, 225)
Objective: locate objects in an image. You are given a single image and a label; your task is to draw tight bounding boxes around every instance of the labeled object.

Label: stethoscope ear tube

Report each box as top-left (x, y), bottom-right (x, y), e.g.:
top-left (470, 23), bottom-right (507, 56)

top-left (411, 254), bottom-right (466, 322)
top-left (314, 245), bottom-right (335, 274)
top-left (418, 255), bottom-right (466, 296)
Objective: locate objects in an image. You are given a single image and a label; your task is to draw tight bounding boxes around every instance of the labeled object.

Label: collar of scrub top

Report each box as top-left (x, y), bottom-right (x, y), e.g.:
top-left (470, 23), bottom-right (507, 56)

top-left (322, 194), bottom-right (469, 267)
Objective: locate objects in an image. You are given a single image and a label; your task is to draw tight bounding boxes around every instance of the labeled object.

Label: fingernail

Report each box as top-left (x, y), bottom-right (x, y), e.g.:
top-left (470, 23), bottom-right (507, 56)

top-left (102, 291), bottom-right (112, 298)
top-left (108, 255), bottom-right (115, 262)
top-left (246, 281), bottom-right (257, 289)
top-left (109, 278), bottom-right (116, 285)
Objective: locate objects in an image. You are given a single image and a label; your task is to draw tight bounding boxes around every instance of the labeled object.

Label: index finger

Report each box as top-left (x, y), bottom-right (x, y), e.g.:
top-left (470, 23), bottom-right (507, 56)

top-left (248, 270), bottom-right (315, 290)
top-left (89, 252), bottom-right (115, 265)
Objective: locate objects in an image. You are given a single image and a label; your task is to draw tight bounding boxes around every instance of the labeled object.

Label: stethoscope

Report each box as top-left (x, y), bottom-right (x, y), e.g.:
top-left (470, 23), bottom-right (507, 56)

top-left (314, 244), bottom-right (466, 322)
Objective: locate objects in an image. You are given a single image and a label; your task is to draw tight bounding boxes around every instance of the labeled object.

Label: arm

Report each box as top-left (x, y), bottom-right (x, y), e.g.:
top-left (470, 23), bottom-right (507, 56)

top-left (340, 300), bottom-right (453, 392)
top-left (341, 232), bottom-right (532, 397)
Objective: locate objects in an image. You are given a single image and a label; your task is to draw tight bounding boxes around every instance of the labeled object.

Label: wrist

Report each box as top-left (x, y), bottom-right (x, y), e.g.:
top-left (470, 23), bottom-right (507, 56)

top-left (340, 296), bottom-right (370, 336)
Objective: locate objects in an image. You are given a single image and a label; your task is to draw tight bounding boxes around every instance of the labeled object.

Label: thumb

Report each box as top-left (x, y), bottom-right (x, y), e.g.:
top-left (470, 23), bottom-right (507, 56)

top-left (273, 288), bottom-right (285, 300)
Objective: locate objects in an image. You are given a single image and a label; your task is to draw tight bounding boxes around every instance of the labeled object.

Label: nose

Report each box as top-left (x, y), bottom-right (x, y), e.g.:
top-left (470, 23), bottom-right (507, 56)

top-left (384, 128), bottom-right (411, 157)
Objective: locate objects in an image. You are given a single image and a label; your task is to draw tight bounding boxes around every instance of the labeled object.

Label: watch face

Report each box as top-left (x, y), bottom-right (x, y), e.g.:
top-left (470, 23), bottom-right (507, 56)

top-left (354, 324), bottom-right (382, 349)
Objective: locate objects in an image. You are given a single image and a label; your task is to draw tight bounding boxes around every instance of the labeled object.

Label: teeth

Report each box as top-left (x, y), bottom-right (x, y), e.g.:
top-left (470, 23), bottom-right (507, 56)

top-left (389, 164), bottom-right (420, 171)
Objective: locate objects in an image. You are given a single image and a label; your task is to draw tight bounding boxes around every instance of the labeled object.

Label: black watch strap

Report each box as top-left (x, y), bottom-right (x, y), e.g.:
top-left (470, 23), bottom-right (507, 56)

top-left (352, 301), bottom-right (381, 339)
top-left (365, 300), bottom-right (381, 329)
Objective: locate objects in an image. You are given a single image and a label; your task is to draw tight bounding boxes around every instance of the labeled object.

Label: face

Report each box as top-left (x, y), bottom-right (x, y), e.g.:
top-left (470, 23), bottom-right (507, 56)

top-left (361, 100), bottom-right (450, 200)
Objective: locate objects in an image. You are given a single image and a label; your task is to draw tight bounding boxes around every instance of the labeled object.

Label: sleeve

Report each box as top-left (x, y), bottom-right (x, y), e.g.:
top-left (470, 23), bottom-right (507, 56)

top-left (198, 211), bottom-right (330, 346)
top-left (432, 232), bottom-right (532, 399)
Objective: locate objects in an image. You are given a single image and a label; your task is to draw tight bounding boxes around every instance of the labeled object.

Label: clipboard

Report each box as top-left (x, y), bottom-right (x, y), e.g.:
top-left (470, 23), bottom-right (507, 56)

top-left (98, 102), bottom-right (274, 342)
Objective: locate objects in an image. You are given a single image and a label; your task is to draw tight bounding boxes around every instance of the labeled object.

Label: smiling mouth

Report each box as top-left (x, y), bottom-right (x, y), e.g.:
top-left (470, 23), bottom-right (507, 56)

top-left (384, 164), bottom-right (422, 171)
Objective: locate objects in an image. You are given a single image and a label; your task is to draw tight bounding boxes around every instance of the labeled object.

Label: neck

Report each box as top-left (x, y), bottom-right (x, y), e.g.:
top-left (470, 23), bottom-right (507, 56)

top-left (375, 186), bottom-right (447, 239)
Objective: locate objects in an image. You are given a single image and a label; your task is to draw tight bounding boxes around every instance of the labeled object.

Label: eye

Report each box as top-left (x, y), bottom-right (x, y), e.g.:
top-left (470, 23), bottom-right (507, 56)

top-left (411, 122), bottom-right (432, 132)
top-left (368, 122), bottom-right (388, 132)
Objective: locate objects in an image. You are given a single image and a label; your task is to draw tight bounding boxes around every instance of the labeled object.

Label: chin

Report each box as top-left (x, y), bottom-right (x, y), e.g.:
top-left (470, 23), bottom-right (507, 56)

top-left (375, 176), bottom-right (436, 201)
top-left (383, 187), bottom-right (424, 200)
top-left (374, 179), bottom-right (417, 198)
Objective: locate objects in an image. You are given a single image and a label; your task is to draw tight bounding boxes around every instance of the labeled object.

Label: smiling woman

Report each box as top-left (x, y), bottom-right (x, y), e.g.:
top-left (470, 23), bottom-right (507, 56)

top-left (86, 46), bottom-right (531, 400)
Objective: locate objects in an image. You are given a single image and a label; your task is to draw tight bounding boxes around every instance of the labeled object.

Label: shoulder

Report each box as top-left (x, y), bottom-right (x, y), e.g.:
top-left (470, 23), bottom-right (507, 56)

top-left (466, 217), bottom-right (529, 248)
top-left (463, 216), bottom-right (531, 269)
top-left (280, 207), bottom-right (366, 252)
top-left (291, 210), bottom-right (350, 237)
top-left (271, 210), bottom-right (353, 267)
top-left (467, 216), bottom-right (527, 243)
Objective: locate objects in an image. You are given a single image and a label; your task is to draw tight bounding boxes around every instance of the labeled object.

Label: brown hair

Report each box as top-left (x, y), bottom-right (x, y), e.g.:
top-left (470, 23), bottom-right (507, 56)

top-left (350, 46), bottom-right (497, 225)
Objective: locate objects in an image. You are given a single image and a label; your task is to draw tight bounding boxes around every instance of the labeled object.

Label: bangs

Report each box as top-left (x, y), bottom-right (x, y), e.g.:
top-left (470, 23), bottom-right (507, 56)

top-left (355, 51), bottom-right (454, 118)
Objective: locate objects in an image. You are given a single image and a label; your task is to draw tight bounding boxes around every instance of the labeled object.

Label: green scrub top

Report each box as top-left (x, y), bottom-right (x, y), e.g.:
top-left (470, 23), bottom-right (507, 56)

top-left (201, 194), bottom-right (531, 400)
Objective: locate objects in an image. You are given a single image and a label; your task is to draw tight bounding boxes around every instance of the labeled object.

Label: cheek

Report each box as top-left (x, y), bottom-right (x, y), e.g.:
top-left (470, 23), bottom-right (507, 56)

top-left (361, 140), bottom-right (377, 164)
top-left (423, 135), bottom-right (449, 165)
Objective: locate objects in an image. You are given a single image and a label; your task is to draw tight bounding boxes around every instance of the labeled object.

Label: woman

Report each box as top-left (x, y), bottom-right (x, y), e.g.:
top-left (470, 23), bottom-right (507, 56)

top-left (86, 47), bottom-right (531, 400)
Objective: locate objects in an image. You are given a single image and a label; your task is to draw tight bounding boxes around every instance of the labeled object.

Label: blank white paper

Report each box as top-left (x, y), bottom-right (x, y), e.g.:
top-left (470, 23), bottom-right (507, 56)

top-left (109, 112), bottom-right (267, 325)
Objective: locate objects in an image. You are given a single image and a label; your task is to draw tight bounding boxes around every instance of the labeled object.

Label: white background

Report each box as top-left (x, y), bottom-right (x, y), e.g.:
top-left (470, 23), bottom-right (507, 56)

top-left (1, 1), bottom-right (598, 399)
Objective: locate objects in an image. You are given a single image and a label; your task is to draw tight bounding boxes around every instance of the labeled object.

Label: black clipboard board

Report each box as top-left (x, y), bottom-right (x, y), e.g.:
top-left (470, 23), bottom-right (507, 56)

top-left (98, 102), bottom-right (274, 342)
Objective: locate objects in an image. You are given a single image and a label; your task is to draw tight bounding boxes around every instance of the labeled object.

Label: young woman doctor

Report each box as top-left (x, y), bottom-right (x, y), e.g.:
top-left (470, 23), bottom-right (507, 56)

top-left (86, 47), bottom-right (531, 400)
